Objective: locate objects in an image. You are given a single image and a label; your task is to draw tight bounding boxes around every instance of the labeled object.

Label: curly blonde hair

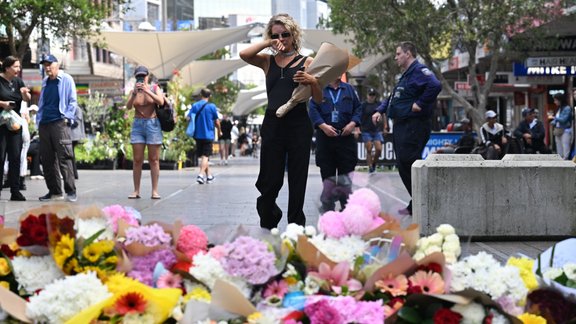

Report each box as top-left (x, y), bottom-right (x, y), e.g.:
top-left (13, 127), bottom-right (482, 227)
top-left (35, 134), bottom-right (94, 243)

top-left (264, 13), bottom-right (303, 54)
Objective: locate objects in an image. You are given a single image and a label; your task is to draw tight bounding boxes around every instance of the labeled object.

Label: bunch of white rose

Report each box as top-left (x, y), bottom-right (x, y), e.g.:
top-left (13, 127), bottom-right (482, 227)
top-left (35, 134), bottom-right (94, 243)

top-left (413, 224), bottom-right (461, 264)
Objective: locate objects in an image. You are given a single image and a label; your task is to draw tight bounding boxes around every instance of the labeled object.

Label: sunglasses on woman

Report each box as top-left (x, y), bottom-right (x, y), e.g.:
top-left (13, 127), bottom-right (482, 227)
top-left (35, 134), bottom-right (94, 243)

top-left (271, 32), bottom-right (291, 39)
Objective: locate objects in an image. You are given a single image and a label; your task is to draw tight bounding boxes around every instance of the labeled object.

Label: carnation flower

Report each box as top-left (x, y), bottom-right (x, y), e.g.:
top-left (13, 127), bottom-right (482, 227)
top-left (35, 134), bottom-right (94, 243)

top-left (433, 308), bottom-right (462, 324)
top-left (12, 255), bottom-right (64, 293)
top-left (129, 249), bottom-right (176, 286)
top-left (346, 188), bottom-right (381, 217)
top-left (26, 272), bottom-right (111, 323)
top-left (340, 204), bottom-right (374, 236)
top-left (176, 225), bottom-right (208, 260)
top-left (305, 296), bottom-right (384, 324)
top-left (304, 299), bottom-right (342, 324)
top-left (317, 211), bottom-right (347, 238)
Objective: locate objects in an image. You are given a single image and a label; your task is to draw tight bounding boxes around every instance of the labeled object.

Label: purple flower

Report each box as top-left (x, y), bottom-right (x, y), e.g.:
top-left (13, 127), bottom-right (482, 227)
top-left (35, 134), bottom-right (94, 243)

top-left (128, 248), bottom-right (176, 285)
top-left (304, 299), bottom-right (342, 324)
top-left (125, 223), bottom-right (171, 247)
top-left (220, 236), bottom-right (277, 285)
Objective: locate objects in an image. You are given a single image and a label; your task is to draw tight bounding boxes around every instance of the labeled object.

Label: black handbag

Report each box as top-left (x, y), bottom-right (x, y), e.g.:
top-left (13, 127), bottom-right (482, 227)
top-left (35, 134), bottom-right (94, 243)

top-left (155, 100), bottom-right (176, 132)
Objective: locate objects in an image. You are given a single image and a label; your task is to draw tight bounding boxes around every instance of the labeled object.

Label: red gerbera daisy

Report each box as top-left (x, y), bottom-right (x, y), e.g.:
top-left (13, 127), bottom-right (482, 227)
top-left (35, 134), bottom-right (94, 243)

top-left (114, 292), bottom-right (147, 315)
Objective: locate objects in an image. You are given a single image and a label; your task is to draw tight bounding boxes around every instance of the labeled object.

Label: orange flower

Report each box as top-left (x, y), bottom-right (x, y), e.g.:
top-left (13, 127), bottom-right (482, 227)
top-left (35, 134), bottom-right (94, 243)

top-left (408, 270), bottom-right (445, 294)
top-left (114, 292), bottom-right (147, 315)
top-left (375, 274), bottom-right (408, 297)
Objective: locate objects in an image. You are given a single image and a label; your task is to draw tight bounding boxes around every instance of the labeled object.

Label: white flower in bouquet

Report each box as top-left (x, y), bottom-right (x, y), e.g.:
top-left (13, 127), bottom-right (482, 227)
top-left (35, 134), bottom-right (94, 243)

top-left (304, 225), bottom-right (317, 237)
top-left (416, 236), bottom-right (430, 251)
top-left (451, 303), bottom-right (486, 324)
top-left (308, 235), bottom-right (366, 266)
top-left (75, 217), bottom-right (114, 241)
top-left (424, 245), bottom-right (442, 255)
top-left (303, 275), bottom-right (322, 295)
top-left (189, 252), bottom-right (249, 295)
top-left (427, 233), bottom-right (444, 246)
top-left (413, 251), bottom-right (426, 261)
top-left (444, 233), bottom-right (460, 244)
top-left (123, 313), bottom-right (155, 324)
top-left (270, 228), bottom-right (280, 235)
top-left (436, 224), bottom-right (456, 237)
top-left (444, 252), bottom-right (457, 264)
top-left (543, 267), bottom-right (563, 280)
top-left (26, 272), bottom-right (110, 324)
top-left (563, 263), bottom-right (576, 280)
top-left (11, 255), bottom-right (64, 294)
top-left (280, 223), bottom-right (305, 243)
top-left (442, 240), bottom-right (461, 256)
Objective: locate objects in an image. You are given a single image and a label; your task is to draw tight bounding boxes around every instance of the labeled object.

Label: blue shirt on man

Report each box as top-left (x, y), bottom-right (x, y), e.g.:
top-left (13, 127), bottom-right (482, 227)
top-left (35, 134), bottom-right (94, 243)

top-left (40, 78), bottom-right (61, 124)
top-left (308, 81), bottom-right (362, 130)
top-left (37, 70), bottom-right (77, 125)
top-left (188, 99), bottom-right (219, 140)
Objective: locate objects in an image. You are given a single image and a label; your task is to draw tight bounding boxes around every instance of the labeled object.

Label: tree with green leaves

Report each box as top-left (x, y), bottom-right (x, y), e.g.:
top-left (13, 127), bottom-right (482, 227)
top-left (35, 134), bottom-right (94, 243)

top-left (0, 0), bottom-right (129, 59)
top-left (327, 0), bottom-right (567, 124)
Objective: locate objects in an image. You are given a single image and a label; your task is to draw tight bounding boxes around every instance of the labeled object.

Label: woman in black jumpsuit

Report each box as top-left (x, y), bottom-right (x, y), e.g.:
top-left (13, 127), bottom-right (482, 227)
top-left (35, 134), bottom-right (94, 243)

top-left (240, 13), bottom-right (322, 229)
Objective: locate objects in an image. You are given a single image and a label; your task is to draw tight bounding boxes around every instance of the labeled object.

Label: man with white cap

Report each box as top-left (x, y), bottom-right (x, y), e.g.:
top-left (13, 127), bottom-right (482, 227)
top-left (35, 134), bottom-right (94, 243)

top-left (480, 110), bottom-right (507, 160)
top-left (37, 54), bottom-right (78, 202)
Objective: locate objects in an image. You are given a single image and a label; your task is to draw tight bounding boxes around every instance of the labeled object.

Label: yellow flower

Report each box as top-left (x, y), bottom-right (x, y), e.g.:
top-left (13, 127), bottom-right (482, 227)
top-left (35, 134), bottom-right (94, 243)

top-left (82, 266), bottom-right (109, 281)
top-left (0, 281), bottom-right (10, 289)
top-left (104, 255), bottom-right (118, 265)
top-left (82, 243), bottom-right (105, 263)
top-left (518, 313), bottom-right (547, 324)
top-left (17, 249), bottom-right (31, 257)
top-left (184, 287), bottom-right (211, 303)
top-left (507, 257), bottom-right (538, 291)
top-left (63, 258), bottom-right (80, 274)
top-left (54, 234), bottom-right (75, 268)
top-left (94, 240), bottom-right (115, 254)
top-left (0, 258), bottom-right (11, 276)
top-left (247, 312), bottom-right (262, 323)
top-left (285, 277), bottom-right (298, 286)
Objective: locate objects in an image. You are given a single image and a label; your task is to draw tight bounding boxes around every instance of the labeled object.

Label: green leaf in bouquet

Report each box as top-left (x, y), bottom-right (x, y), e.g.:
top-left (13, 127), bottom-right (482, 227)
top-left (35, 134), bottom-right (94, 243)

top-left (83, 228), bottom-right (106, 247)
top-left (567, 279), bottom-right (576, 288)
top-left (397, 306), bottom-right (423, 323)
top-left (423, 302), bottom-right (444, 319)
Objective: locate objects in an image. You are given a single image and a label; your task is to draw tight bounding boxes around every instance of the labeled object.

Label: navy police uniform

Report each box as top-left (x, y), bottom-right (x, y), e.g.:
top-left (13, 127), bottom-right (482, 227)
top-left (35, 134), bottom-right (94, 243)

top-left (309, 81), bottom-right (362, 211)
top-left (377, 60), bottom-right (441, 213)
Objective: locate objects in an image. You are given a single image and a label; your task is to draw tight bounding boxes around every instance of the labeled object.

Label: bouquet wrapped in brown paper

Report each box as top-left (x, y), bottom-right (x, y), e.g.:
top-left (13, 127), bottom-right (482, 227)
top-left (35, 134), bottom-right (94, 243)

top-left (275, 42), bottom-right (357, 117)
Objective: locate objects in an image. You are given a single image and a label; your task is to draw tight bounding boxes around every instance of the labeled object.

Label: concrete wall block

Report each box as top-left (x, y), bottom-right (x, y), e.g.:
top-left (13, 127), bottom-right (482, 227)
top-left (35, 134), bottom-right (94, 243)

top-left (413, 158), bottom-right (576, 237)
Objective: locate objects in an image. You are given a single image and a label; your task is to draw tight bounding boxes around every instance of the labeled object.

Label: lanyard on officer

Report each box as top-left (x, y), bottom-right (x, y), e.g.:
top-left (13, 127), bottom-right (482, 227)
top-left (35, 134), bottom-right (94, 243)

top-left (330, 88), bottom-right (342, 123)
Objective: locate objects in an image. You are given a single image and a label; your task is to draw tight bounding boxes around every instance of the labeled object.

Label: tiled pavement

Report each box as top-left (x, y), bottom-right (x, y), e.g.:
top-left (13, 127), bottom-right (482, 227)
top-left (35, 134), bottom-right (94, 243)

top-left (0, 155), bottom-right (559, 263)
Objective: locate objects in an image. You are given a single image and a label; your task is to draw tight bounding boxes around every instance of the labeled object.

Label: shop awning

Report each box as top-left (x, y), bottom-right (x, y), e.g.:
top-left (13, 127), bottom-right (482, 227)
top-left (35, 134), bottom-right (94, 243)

top-left (92, 24), bottom-right (259, 79)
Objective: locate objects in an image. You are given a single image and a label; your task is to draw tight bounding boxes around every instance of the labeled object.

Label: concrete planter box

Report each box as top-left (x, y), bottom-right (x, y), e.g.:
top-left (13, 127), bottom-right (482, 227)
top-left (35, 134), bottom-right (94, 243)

top-left (412, 154), bottom-right (576, 238)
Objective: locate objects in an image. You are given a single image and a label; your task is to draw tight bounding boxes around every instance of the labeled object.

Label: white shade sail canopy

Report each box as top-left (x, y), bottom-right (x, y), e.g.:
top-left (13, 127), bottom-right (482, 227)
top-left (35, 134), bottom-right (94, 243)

top-left (92, 24), bottom-right (259, 79)
top-left (231, 87), bottom-right (268, 116)
top-left (178, 59), bottom-right (248, 86)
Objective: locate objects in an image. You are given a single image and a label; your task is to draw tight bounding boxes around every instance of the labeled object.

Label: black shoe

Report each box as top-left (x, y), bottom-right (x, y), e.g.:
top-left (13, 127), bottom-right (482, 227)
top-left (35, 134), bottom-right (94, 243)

top-left (10, 191), bottom-right (26, 201)
top-left (39, 192), bottom-right (64, 201)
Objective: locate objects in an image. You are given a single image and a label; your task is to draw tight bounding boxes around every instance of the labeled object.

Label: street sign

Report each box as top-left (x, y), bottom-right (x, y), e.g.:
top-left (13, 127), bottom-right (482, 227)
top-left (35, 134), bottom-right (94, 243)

top-left (527, 56), bottom-right (576, 67)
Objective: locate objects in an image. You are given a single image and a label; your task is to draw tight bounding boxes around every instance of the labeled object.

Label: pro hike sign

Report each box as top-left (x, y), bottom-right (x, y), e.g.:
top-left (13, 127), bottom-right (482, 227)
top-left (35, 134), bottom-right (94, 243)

top-left (513, 62), bottom-right (576, 76)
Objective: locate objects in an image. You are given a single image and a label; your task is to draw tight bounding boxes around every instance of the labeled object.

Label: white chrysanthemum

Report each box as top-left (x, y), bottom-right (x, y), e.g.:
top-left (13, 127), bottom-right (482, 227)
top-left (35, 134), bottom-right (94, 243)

top-left (76, 217), bottom-right (114, 241)
top-left (304, 225), bottom-right (317, 237)
top-left (444, 233), bottom-right (460, 244)
top-left (466, 251), bottom-right (499, 271)
top-left (123, 313), bottom-right (155, 324)
top-left (442, 241), bottom-right (461, 256)
top-left (543, 267), bottom-right (563, 280)
top-left (26, 272), bottom-right (110, 324)
top-left (490, 312), bottom-right (509, 324)
top-left (563, 263), bottom-right (576, 280)
top-left (416, 236), bottom-right (430, 250)
top-left (424, 245), bottom-right (442, 255)
top-left (413, 251), bottom-right (426, 261)
top-left (308, 235), bottom-right (365, 266)
top-left (436, 224), bottom-right (456, 237)
top-left (451, 303), bottom-right (486, 324)
top-left (270, 228), bottom-right (280, 235)
top-left (189, 252), bottom-right (249, 295)
top-left (280, 223), bottom-right (305, 242)
top-left (12, 255), bottom-right (64, 294)
top-left (427, 233), bottom-right (444, 247)
top-left (444, 252), bottom-right (457, 264)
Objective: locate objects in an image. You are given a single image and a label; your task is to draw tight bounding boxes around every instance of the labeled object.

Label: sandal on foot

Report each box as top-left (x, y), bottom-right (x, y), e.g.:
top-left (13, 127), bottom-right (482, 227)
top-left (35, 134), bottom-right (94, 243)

top-left (128, 194), bottom-right (141, 199)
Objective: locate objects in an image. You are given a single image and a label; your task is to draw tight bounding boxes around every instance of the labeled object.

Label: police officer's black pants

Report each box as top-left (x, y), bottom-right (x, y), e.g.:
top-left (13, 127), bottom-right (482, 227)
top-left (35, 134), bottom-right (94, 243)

top-left (392, 118), bottom-right (431, 211)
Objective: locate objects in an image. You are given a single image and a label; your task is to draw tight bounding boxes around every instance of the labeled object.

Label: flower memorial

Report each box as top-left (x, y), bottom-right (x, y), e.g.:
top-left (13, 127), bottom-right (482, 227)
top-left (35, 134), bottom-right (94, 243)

top-left (0, 189), bottom-right (575, 323)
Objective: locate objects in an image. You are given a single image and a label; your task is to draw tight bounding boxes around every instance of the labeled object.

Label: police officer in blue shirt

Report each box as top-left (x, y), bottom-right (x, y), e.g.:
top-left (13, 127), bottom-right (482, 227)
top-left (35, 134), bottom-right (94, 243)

top-left (372, 41), bottom-right (442, 216)
top-left (309, 77), bottom-right (362, 212)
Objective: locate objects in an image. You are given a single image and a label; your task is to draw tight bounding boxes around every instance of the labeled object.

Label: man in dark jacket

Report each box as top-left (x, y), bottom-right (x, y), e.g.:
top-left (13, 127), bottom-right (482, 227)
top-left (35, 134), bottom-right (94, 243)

top-left (513, 108), bottom-right (549, 154)
top-left (372, 41), bottom-right (442, 216)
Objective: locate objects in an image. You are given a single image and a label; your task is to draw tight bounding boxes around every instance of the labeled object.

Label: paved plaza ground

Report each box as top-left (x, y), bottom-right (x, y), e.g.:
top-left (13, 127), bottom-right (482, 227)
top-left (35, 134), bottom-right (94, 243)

top-left (0, 155), bottom-right (558, 263)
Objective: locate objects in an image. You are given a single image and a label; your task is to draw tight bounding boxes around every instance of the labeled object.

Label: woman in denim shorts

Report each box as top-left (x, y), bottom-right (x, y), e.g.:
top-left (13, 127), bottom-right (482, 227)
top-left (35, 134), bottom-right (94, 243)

top-left (126, 66), bottom-right (165, 199)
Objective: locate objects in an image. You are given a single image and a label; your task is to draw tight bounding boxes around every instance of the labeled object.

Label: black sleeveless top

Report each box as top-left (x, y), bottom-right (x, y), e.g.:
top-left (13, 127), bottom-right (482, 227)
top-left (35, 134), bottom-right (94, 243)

top-left (266, 55), bottom-right (307, 116)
